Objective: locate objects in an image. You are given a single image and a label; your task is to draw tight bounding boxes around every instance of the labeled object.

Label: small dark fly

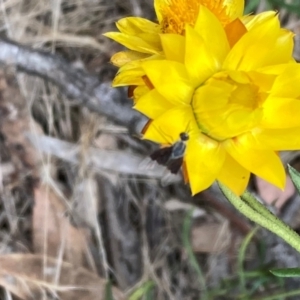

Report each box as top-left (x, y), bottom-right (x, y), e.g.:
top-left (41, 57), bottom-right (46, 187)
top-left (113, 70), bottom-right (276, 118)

top-left (150, 132), bottom-right (189, 174)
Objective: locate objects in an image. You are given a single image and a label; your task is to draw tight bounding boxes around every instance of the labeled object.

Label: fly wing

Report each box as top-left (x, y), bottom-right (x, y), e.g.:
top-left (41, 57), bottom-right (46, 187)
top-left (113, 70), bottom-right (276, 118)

top-left (166, 157), bottom-right (183, 174)
top-left (150, 147), bottom-right (172, 165)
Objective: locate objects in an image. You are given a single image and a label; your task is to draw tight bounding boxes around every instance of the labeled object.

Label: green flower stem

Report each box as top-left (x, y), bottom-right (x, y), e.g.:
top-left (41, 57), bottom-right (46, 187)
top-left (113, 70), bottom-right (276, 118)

top-left (241, 191), bottom-right (282, 222)
top-left (218, 182), bottom-right (300, 253)
top-left (241, 190), bottom-right (299, 237)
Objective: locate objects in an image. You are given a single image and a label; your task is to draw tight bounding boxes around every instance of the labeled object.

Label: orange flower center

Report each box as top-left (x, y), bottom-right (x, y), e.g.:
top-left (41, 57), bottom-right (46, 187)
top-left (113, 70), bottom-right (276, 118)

top-left (159, 0), bottom-right (231, 35)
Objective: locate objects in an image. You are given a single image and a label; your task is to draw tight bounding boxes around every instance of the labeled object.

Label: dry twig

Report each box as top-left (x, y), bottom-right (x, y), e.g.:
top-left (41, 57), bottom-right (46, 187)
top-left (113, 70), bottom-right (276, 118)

top-left (26, 133), bottom-right (181, 182)
top-left (0, 38), bottom-right (149, 135)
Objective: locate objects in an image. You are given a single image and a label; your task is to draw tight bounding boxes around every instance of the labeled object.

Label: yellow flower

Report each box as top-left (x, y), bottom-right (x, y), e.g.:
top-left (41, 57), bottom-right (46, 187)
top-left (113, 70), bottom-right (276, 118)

top-left (104, 0), bottom-right (244, 86)
top-left (132, 6), bottom-right (299, 195)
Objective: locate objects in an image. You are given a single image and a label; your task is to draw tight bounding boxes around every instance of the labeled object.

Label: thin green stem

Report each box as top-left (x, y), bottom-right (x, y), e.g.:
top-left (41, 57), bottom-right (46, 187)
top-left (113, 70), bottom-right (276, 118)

top-left (218, 182), bottom-right (300, 254)
top-left (183, 210), bottom-right (208, 300)
top-left (238, 227), bottom-right (259, 296)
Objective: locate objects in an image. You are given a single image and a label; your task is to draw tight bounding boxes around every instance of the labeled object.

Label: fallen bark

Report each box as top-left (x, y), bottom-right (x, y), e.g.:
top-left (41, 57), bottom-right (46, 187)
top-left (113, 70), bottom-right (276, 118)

top-left (0, 38), bottom-right (149, 135)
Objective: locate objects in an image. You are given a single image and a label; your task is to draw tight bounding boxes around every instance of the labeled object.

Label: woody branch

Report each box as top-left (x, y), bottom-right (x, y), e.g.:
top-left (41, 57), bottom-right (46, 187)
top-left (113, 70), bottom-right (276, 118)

top-left (0, 37), bottom-right (149, 135)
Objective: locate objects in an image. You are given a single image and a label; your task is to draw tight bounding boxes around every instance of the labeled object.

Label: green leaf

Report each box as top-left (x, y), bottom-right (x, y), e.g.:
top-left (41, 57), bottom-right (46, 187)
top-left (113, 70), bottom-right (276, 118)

top-left (270, 268), bottom-right (300, 278)
top-left (288, 164), bottom-right (300, 195)
top-left (129, 281), bottom-right (154, 300)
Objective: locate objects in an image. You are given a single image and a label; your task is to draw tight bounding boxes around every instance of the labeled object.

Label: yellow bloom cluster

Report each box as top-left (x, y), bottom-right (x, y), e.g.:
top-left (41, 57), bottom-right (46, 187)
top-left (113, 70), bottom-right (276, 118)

top-left (105, 0), bottom-right (300, 195)
top-left (104, 0), bottom-right (243, 85)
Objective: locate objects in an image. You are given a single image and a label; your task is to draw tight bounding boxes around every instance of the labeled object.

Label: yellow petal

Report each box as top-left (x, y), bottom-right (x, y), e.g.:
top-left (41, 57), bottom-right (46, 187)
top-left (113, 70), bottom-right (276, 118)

top-left (185, 135), bottom-right (226, 195)
top-left (134, 89), bottom-right (174, 119)
top-left (271, 64), bottom-right (300, 98)
top-left (104, 32), bottom-right (162, 54)
top-left (239, 128), bottom-right (300, 151)
top-left (247, 71), bottom-right (276, 93)
top-left (160, 34), bottom-right (185, 62)
top-left (258, 63), bottom-right (297, 75)
top-left (142, 122), bottom-right (167, 145)
top-left (154, 0), bottom-right (165, 22)
top-left (242, 11), bottom-right (276, 30)
top-left (111, 51), bottom-right (149, 67)
top-left (223, 15), bottom-right (294, 71)
top-left (116, 17), bottom-right (160, 34)
top-left (143, 106), bottom-right (198, 143)
top-left (261, 97), bottom-right (300, 128)
top-left (142, 60), bottom-right (194, 105)
top-left (224, 138), bottom-right (285, 189)
top-left (112, 68), bottom-right (145, 86)
top-left (193, 79), bottom-right (233, 112)
top-left (227, 70), bottom-right (250, 83)
top-left (224, 0), bottom-right (244, 20)
top-left (112, 56), bottom-right (163, 86)
top-left (193, 77), bottom-right (263, 139)
top-left (117, 54), bottom-right (163, 72)
top-left (132, 85), bottom-right (150, 102)
top-left (206, 108), bottom-right (262, 140)
top-left (217, 153), bottom-right (250, 195)
top-left (185, 25), bottom-right (222, 85)
top-left (194, 6), bottom-right (230, 65)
